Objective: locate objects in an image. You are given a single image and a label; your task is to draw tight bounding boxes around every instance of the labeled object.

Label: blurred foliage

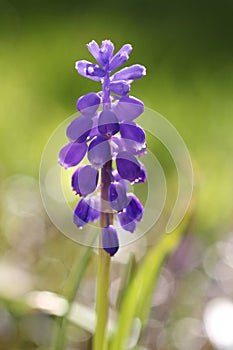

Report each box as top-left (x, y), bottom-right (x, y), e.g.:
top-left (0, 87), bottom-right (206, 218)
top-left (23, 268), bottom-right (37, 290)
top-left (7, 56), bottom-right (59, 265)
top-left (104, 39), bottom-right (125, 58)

top-left (110, 216), bottom-right (188, 350)
top-left (0, 0), bottom-right (233, 349)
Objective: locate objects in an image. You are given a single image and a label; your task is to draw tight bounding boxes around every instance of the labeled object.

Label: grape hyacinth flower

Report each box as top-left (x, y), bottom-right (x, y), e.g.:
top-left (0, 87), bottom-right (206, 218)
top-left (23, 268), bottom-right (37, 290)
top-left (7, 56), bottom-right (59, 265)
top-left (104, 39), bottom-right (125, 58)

top-left (58, 39), bottom-right (146, 256)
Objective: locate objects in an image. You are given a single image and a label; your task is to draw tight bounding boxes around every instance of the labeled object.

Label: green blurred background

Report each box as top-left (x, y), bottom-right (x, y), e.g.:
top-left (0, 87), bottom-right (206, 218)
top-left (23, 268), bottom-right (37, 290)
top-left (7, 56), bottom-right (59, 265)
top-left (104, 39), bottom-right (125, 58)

top-left (0, 0), bottom-right (233, 349)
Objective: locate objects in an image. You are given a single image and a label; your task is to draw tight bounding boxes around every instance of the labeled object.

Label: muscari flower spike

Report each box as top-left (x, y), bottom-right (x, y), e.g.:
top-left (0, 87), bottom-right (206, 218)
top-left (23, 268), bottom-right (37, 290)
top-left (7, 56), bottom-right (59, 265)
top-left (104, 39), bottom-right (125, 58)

top-left (58, 39), bottom-right (147, 256)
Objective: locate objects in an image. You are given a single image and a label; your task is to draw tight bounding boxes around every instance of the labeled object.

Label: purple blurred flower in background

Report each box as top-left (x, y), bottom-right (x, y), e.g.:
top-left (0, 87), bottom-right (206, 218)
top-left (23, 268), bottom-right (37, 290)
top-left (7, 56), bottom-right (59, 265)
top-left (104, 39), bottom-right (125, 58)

top-left (58, 39), bottom-right (146, 256)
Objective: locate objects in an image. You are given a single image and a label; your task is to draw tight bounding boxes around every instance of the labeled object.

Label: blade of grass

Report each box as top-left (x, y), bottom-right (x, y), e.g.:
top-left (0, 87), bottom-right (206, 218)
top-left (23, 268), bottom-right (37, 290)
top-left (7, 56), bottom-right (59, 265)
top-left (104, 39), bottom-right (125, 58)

top-left (53, 238), bottom-right (96, 350)
top-left (116, 253), bottom-right (137, 310)
top-left (110, 216), bottom-right (190, 350)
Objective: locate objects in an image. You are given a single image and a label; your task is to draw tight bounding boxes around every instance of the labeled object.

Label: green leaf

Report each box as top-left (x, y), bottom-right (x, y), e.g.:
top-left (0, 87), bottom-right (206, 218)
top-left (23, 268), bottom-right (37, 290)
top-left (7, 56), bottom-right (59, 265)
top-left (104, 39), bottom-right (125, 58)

top-left (110, 217), bottom-right (190, 350)
top-left (116, 253), bottom-right (137, 309)
top-left (53, 238), bottom-right (96, 350)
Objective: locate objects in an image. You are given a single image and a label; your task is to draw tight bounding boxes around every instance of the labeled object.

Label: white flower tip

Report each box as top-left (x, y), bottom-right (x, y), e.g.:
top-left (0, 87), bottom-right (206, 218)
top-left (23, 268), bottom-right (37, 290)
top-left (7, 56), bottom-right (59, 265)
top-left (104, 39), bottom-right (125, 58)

top-left (122, 43), bottom-right (133, 53)
top-left (142, 66), bottom-right (147, 76)
top-left (128, 44), bottom-right (133, 51)
top-left (120, 52), bottom-right (129, 60)
top-left (102, 39), bottom-right (112, 44)
top-left (87, 66), bottom-right (94, 74)
top-left (87, 39), bottom-right (97, 47)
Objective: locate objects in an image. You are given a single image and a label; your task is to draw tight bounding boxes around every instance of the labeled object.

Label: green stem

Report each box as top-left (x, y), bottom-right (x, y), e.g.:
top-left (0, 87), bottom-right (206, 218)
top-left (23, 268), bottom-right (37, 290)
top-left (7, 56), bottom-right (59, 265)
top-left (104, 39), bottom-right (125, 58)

top-left (93, 161), bottom-right (112, 350)
top-left (93, 247), bottom-right (111, 350)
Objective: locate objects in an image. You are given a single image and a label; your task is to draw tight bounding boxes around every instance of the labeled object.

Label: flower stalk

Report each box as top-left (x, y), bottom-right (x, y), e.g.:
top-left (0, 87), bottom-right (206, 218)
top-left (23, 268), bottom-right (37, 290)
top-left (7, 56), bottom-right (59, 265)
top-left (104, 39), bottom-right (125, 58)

top-left (94, 236), bottom-right (111, 350)
top-left (93, 161), bottom-right (112, 349)
top-left (94, 59), bottom-right (112, 343)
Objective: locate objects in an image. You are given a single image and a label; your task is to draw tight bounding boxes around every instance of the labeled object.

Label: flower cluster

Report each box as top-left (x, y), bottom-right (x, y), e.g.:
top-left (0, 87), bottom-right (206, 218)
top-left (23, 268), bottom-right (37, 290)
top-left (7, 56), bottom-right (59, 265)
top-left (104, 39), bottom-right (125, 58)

top-left (58, 40), bottom-right (146, 256)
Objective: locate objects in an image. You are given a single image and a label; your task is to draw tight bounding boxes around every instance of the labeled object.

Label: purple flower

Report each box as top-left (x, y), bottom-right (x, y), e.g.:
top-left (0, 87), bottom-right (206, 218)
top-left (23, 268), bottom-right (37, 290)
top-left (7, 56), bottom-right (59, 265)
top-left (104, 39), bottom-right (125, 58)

top-left (112, 95), bottom-right (144, 121)
top-left (109, 44), bottom-right (132, 71)
top-left (117, 211), bottom-right (136, 233)
top-left (99, 40), bottom-right (114, 65)
top-left (98, 110), bottom-right (119, 137)
top-left (120, 121), bottom-right (145, 144)
top-left (74, 196), bottom-right (100, 228)
top-left (87, 40), bottom-right (114, 67)
top-left (59, 39), bottom-right (147, 256)
top-left (76, 92), bottom-right (100, 117)
top-left (66, 116), bottom-right (93, 143)
top-left (109, 80), bottom-right (131, 96)
top-left (75, 60), bottom-right (105, 81)
top-left (108, 181), bottom-right (129, 211)
top-left (125, 194), bottom-right (143, 222)
top-left (88, 136), bottom-right (111, 168)
top-left (58, 142), bottom-right (87, 169)
top-left (72, 165), bottom-right (99, 196)
top-left (102, 225), bottom-right (119, 256)
top-left (112, 64), bottom-right (146, 81)
top-left (116, 151), bottom-right (145, 183)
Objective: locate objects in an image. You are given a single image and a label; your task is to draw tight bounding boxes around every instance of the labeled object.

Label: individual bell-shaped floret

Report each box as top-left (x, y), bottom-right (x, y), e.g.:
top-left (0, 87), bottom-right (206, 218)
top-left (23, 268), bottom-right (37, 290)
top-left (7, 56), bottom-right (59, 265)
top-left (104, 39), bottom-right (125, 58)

top-left (75, 60), bottom-right (105, 81)
top-left (112, 64), bottom-right (146, 81)
top-left (72, 165), bottom-right (99, 196)
top-left (86, 40), bottom-right (114, 67)
top-left (109, 80), bottom-right (130, 96)
top-left (99, 40), bottom-right (115, 66)
top-left (73, 196), bottom-right (100, 228)
top-left (125, 193), bottom-right (143, 222)
top-left (116, 151), bottom-right (145, 183)
top-left (102, 225), bottom-right (119, 256)
top-left (98, 110), bottom-right (119, 137)
top-left (109, 44), bottom-right (132, 71)
top-left (120, 121), bottom-right (145, 144)
top-left (76, 92), bottom-right (101, 117)
top-left (58, 142), bottom-right (87, 169)
top-left (113, 95), bottom-right (144, 121)
top-left (137, 163), bottom-right (147, 183)
top-left (117, 211), bottom-right (137, 233)
top-left (88, 135), bottom-right (111, 168)
top-left (66, 116), bottom-right (93, 143)
top-left (120, 121), bottom-right (146, 155)
top-left (108, 181), bottom-right (129, 211)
